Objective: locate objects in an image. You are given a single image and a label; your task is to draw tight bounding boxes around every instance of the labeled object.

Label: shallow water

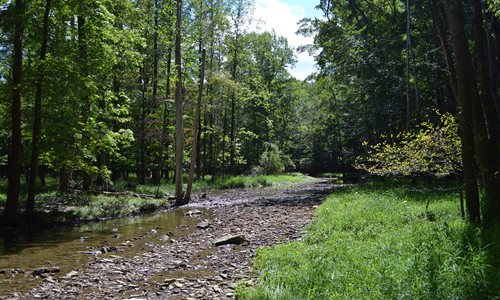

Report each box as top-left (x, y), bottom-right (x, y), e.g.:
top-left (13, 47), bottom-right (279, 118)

top-left (0, 207), bottom-right (210, 296)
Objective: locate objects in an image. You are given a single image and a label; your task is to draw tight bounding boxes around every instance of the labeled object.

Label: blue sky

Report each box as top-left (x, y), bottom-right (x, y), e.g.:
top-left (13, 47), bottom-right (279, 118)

top-left (251, 0), bottom-right (322, 80)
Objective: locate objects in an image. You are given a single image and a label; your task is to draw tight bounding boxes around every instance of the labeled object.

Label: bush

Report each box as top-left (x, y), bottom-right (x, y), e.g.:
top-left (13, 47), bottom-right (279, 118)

top-left (255, 143), bottom-right (293, 175)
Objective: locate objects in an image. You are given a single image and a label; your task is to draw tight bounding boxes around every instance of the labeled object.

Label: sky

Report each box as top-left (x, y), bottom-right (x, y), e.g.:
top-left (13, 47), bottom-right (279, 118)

top-left (251, 0), bottom-right (322, 80)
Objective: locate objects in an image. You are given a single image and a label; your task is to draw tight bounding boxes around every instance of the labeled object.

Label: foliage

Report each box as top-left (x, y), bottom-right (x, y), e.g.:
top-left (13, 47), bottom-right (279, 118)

top-left (356, 112), bottom-right (461, 177)
top-left (239, 183), bottom-right (500, 299)
top-left (488, 0), bottom-right (500, 17)
top-left (254, 143), bottom-right (285, 175)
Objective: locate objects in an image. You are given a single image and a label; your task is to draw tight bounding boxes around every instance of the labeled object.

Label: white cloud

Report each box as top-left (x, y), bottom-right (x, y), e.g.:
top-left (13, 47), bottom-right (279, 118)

top-left (251, 0), bottom-right (316, 80)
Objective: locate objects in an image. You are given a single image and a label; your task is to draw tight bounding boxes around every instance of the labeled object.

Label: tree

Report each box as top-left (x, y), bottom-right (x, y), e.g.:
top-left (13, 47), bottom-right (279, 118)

top-left (445, 0), bottom-right (500, 225)
top-left (4, 0), bottom-right (24, 223)
top-left (174, 0), bottom-right (185, 206)
top-left (431, 0), bottom-right (480, 223)
top-left (185, 49), bottom-right (206, 201)
top-left (26, 0), bottom-right (51, 217)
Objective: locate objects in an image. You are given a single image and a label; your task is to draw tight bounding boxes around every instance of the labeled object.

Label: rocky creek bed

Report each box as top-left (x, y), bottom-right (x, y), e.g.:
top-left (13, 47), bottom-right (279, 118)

top-left (0, 179), bottom-right (336, 300)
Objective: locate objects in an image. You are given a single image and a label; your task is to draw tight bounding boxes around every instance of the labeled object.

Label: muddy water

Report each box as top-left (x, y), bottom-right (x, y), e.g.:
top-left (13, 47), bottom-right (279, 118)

top-left (0, 207), bottom-right (210, 296)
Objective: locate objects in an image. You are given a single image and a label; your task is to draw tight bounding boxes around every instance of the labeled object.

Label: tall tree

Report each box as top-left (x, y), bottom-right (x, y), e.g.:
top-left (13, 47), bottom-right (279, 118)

top-left (4, 0), bottom-right (24, 223)
top-left (445, 0), bottom-right (500, 225)
top-left (26, 0), bottom-right (52, 217)
top-left (174, 0), bottom-right (185, 205)
top-left (185, 48), bottom-right (206, 201)
top-left (430, 0), bottom-right (480, 222)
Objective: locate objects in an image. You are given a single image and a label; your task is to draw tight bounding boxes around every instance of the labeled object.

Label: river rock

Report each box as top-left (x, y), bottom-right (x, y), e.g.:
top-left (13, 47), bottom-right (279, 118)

top-left (159, 235), bottom-right (171, 242)
top-left (100, 246), bottom-right (118, 253)
top-left (196, 221), bottom-right (210, 229)
top-left (214, 235), bottom-right (246, 246)
top-left (32, 267), bottom-right (60, 276)
top-left (185, 209), bottom-right (202, 216)
top-left (77, 250), bottom-right (102, 256)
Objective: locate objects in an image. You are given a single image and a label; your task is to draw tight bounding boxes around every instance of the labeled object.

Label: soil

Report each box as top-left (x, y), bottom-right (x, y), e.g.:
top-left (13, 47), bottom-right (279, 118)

top-left (0, 179), bottom-right (337, 300)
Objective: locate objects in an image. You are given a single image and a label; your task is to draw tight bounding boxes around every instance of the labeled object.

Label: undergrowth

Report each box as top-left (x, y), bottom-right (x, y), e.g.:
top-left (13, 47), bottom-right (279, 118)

top-left (0, 173), bottom-right (314, 222)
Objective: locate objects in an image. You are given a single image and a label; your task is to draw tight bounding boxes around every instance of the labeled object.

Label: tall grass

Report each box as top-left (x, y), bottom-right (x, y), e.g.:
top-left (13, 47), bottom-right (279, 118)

top-left (239, 183), bottom-right (500, 299)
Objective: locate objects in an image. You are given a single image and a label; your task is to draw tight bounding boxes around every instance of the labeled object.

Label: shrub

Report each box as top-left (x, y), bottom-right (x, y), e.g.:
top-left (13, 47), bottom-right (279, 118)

top-left (257, 143), bottom-right (286, 175)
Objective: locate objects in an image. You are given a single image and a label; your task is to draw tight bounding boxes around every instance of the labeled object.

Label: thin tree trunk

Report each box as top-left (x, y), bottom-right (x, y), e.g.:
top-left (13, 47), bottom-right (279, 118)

top-left (430, 0), bottom-right (458, 97)
top-left (406, 0), bottom-right (420, 127)
top-left (195, 0), bottom-right (204, 180)
top-left (405, 0), bottom-right (411, 130)
top-left (152, 0), bottom-right (161, 185)
top-left (229, 4), bottom-right (242, 173)
top-left (140, 64), bottom-right (147, 184)
top-left (185, 49), bottom-right (206, 201)
top-left (158, 46), bottom-right (172, 192)
top-left (174, 0), bottom-right (186, 206)
top-left (78, 15), bottom-right (93, 192)
top-left (4, 0), bottom-right (24, 223)
top-left (26, 0), bottom-right (51, 217)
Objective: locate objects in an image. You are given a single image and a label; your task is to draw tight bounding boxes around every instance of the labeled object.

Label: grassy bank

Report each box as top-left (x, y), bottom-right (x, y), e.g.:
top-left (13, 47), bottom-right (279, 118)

top-left (113, 172), bottom-right (315, 196)
top-left (1, 173), bottom-right (314, 222)
top-left (239, 183), bottom-right (500, 299)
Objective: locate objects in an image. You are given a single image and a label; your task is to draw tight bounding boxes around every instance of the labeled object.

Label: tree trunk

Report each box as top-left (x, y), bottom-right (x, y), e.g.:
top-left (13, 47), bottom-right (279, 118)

top-left (185, 49), bottom-right (206, 201)
top-left (405, 0), bottom-right (420, 127)
top-left (431, 0), bottom-right (480, 223)
top-left (26, 0), bottom-right (52, 217)
top-left (59, 168), bottom-right (70, 193)
top-left (229, 4), bottom-right (242, 174)
top-left (430, 0), bottom-right (458, 97)
top-left (446, 0), bottom-right (500, 225)
top-left (174, 0), bottom-right (186, 206)
top-left (152, 0), bottom-right (161, 185)
top-left (158, 46), bottom-right (172, 189)
top-left (445, 0), bottom-right (482, 223)
top-left (139, 64), bottom-right (147, 184)
top-left (471, 0), bottom-right (499, 163)
top-left (4, 0), bottom-right (24, 224)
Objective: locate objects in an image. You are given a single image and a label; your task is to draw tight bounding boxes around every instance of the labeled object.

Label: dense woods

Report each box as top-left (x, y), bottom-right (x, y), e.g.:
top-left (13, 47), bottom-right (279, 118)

top-left (0, 0), bottom-right (499, 226)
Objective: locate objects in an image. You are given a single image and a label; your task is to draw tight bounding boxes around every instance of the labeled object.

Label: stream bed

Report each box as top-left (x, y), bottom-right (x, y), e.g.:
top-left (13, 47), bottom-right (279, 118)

top-left (0, 179), bottom-right (338, 299)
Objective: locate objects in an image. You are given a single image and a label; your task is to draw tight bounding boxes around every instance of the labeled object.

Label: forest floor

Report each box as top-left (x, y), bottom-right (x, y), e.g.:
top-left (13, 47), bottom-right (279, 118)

top-left (1, 178), bottom-right (337, 299)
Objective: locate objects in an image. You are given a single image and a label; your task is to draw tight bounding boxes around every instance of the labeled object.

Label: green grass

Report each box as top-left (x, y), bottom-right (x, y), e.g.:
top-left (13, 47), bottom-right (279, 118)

top-left (58, 195), bottom-right (166, 222)
top-left (1, 173), bottom-right (314, 222)
top-left (113, 172), bottom-right (315, 196)
top-left (239, 182), bottom-right (500, 299)
top-left (0, 177), bottom-right (59, 207)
